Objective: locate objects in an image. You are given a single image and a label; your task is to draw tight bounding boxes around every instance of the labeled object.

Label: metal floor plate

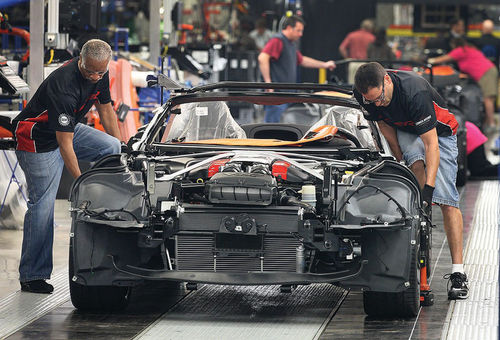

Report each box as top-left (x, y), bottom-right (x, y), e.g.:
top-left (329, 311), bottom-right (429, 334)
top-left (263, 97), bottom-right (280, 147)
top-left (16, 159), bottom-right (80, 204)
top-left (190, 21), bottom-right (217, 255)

top-left (135, 284), bottom-right (347, 340)
top-left (0, 270), bottom-right (69, 338)
top-left (443, 181), bottom-right (499, 339)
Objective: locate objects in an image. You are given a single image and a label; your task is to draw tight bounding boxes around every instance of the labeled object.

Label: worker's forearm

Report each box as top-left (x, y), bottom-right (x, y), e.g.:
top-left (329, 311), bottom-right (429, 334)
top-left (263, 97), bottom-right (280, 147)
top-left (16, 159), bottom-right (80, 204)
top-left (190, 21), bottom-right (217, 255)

top-left (419, 129), bottom-right (440, 187)
top-left (301, 56), bottom-right (325, 68)
top-left (101, 113), bottom-right (121, 140)
top-left (423, 142), bottom-right (439, 187)
top-left (97, 103), bottom-right (122, 140)
top-left (58, 141), bottom-right (81, 178)
top-left (377, 122), bottom-right (403, 161)
top-left (339, 47), bottom-right (348, 59)
top-left (428, 55), bottom-right (452, 64)
top-left (259, 61), bottom-right (272, 82)
top-left (56, 131), bottom-right (81, 178)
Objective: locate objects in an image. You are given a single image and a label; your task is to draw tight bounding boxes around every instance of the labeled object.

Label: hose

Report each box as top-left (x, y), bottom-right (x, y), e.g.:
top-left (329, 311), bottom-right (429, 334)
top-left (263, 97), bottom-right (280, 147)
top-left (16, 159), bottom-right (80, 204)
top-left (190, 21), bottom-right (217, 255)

top-left (280, 193), bottom-right (316, 214)
top-left (45, 49), bottom-right (54, 65)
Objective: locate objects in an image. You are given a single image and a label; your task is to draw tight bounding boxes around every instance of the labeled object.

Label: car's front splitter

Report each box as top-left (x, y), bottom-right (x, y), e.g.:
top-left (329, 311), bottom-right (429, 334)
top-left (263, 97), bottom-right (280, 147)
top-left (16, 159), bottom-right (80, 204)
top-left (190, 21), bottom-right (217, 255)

top-left (110, 255), bottom-right (367, 285)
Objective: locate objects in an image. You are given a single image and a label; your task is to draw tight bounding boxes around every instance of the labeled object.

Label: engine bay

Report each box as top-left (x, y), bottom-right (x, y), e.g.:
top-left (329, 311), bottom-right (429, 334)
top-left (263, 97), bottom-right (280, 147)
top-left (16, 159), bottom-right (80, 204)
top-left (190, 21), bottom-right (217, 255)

top-left (70, 150), bottom-right (416, 276)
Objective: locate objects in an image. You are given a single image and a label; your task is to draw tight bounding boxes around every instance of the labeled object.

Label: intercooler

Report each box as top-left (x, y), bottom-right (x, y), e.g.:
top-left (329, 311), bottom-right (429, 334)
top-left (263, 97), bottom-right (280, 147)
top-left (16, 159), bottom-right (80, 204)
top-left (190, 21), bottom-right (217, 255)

top-left (175, 233), bottom-right (300, 272)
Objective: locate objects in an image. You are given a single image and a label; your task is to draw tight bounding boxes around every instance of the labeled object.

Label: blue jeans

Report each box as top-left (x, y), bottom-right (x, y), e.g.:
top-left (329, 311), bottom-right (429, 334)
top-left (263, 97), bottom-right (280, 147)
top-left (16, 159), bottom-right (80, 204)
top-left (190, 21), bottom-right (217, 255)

top-left (397, 130), bottom-right (460, 208)
top-left (15, 123), bottom-right (120, 282)
top-left (264, 104), bottom-right (288, 123)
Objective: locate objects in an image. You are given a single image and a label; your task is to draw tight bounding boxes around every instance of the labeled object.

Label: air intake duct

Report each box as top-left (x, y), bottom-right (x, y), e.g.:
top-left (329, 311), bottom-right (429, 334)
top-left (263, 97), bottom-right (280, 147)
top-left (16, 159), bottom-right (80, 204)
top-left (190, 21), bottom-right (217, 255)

top-left (205, 172), bottom-right (277, 205)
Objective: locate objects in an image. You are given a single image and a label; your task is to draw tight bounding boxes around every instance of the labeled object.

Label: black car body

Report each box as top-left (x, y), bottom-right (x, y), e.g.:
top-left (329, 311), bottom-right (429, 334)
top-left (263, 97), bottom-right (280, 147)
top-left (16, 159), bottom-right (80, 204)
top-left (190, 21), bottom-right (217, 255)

top-left (69, 82), bottom-right (432, 317)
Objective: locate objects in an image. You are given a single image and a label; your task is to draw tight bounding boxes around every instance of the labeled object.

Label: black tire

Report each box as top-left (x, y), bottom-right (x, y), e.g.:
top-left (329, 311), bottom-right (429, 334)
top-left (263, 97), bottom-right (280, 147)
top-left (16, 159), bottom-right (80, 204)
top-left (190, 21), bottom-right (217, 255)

top-left (363, 247), bottom-right (420, 318)
top-left (420, 207), bottom-right (432, 279)
top-left (424, 224), bottom-right (432, 280)
top-left (69, 246), bottom-right (131, 312)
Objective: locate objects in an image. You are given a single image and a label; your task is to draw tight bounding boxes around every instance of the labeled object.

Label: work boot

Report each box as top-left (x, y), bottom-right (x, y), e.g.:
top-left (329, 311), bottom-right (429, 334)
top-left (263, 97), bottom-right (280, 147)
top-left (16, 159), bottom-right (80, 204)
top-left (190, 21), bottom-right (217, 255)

top-left (444, 272), bottom-right (469, 300)
top-left (20, 279), bottom-right (54, 294)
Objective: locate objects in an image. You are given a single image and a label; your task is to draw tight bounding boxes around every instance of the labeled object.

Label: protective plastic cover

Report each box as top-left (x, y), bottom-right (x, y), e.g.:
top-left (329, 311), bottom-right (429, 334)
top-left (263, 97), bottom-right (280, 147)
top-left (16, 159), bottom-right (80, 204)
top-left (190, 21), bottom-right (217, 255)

top-left (306, 106), bottom-right (378, 150)
top-left (167, 101), bottom-right (246, 142)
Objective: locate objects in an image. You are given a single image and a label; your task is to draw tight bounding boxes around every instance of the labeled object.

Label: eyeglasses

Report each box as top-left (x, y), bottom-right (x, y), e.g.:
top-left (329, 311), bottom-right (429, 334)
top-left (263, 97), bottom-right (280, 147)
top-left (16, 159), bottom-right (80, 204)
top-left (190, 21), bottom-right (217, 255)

top-left (362, 80), bottom-right (385, 105)
top-left (81, 63), bottom-right (108, 77)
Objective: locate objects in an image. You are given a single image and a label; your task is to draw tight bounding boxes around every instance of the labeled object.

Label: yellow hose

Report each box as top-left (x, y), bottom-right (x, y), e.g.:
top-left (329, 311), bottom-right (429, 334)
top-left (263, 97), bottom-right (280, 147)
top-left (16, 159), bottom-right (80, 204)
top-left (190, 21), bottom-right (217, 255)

top-left (45, 49), bottom-right (54, 65)
top-left (161, 45), bottom-right (169, 58)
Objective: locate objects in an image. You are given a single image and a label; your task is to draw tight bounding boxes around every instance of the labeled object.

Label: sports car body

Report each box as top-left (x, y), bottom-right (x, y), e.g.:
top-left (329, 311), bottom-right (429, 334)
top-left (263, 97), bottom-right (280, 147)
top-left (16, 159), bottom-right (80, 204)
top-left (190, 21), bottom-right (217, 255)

top-left (69, 82), bottom-right (433, 317)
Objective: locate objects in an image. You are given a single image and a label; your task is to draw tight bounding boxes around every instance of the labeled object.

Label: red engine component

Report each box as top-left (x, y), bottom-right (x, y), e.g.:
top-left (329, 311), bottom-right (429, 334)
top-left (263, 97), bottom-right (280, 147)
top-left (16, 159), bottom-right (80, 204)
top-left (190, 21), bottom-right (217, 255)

top-left (272, 160), bottom-right (291, 180)
top-left (208, 158), bottom-right (230, 178)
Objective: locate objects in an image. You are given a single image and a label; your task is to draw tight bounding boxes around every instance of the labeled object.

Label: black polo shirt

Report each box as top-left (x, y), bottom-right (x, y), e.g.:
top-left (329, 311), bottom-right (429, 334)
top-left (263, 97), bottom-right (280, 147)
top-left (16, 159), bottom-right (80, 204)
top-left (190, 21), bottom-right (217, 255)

top-left (13, 57), bottom-right (111, 152)
top-left (353, 70), bottom-right (458, 137)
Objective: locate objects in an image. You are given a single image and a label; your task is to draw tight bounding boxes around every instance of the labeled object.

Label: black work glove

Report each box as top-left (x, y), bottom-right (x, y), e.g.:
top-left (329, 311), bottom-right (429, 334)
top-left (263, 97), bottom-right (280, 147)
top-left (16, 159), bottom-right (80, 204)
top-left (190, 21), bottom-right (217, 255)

top-left (422, 184), bottom-right (434, 209)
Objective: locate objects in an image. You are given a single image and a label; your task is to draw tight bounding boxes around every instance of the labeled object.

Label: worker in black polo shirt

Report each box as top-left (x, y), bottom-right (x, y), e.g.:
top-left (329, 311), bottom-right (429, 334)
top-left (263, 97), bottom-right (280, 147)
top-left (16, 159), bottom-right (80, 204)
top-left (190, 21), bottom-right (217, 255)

top-left (258, 15), bottom-right (336, 123)
top-left (353, 62), bottom-right (469, 300)
top-left (13, 39), bottom-right (121, 294)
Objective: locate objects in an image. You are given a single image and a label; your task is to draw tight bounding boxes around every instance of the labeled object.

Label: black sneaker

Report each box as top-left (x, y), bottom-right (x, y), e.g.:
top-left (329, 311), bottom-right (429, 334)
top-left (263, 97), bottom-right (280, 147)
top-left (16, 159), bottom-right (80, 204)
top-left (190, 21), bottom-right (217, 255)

top-left (444, 272), bottom-right (469, 300)
top-left (20, 280), bottom-right (54, 294)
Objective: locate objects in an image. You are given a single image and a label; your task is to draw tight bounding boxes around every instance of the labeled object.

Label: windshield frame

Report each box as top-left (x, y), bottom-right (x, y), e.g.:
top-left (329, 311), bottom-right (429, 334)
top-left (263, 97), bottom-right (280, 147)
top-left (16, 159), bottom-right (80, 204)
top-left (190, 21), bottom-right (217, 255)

top-left (137, 91), bottom-right (365, 148)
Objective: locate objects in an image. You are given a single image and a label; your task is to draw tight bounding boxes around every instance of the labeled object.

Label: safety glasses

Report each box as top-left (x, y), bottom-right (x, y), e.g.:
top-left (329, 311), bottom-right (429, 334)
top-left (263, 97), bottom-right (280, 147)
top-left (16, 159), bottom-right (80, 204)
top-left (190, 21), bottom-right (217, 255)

top-left (362, 80), bottom-right (385, 105)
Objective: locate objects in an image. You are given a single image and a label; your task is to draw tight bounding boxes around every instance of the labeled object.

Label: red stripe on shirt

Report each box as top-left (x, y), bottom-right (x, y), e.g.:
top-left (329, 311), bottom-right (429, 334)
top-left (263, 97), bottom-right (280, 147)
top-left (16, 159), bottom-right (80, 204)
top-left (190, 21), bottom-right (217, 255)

top-left (15, 110), bottom-right (49, 152)
top-left (78, 91), bottom-right (100, 112)
top-left (433, 101), bottom-right (458, 135)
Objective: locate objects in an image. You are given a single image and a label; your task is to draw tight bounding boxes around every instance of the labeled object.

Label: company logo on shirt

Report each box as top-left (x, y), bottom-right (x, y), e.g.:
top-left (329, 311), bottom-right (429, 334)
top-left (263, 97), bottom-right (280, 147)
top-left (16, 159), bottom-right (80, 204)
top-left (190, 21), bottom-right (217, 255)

top-left (58, 113), bottom-right (70, 126)
top-left (415, 116), bottom-right (431, 126)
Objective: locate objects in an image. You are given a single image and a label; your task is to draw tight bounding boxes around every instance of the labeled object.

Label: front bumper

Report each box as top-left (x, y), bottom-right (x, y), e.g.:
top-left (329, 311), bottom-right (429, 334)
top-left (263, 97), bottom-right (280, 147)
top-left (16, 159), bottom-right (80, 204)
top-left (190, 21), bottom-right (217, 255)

top-left (110, 255), bottom-right (367, 285)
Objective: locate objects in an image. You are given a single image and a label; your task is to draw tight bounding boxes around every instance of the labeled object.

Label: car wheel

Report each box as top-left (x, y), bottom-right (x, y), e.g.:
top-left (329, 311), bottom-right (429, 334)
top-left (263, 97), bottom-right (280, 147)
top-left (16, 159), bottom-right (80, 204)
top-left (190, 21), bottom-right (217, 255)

top-left (424, 214), bottom-right (432, 279)
top-left (69, 246), bottom-right (131, 312)
top-left (363, 247), bottom-right (420, 317)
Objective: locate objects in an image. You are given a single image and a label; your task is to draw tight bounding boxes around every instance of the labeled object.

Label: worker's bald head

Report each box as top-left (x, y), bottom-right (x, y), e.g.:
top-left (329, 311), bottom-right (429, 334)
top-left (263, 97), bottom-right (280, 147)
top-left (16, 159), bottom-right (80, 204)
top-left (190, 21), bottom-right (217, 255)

top-left (482, 19), bottom-right (494, 34)
top-left (361, 19), bottom-right (374, 32)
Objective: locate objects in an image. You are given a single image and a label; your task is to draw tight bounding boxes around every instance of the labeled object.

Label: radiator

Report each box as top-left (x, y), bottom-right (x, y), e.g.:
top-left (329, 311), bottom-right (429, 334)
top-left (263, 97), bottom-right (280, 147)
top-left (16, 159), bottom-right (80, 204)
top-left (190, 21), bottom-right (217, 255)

top-left (175, 233), bottom-right (300, 272)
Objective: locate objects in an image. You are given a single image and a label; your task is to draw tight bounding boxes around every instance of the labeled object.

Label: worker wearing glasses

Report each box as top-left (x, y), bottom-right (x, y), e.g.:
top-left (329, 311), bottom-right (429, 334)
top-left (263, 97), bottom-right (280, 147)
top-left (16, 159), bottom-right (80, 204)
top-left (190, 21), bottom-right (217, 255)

top-left (12, 39), bottom-right (121, 294)
top-left (352, 62), bottom-right (468, 301)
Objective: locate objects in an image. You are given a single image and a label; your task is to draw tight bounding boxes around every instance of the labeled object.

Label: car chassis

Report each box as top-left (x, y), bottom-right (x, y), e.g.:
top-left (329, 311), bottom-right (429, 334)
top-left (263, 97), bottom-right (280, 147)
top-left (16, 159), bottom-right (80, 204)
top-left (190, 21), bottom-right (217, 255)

top-left (69, 81), bottom-right (434, 317)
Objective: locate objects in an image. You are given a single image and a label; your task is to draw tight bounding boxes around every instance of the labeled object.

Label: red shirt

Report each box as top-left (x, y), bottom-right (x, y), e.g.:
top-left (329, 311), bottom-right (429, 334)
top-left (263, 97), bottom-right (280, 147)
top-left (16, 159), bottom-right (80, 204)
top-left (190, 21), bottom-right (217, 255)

top-left (262, 37), bottom-right (303, 65)
top-left (339, 30), bottom-right (375, 59)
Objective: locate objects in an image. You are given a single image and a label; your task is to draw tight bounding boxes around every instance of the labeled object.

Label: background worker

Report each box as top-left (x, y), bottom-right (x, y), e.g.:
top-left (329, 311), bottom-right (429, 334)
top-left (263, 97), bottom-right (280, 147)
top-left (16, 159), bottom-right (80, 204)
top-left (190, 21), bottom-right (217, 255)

top-left (446, 18), bottom-right (466, 51)
top-left (250, 18), bottom-right (273, 51)
top-left (353, 62), bottom-right (469, 300)
top-left (12, 39), bottom-right (121, 294)
top-left (465, 121), bottom-right (499, 178)
top-left (339, 19), bottom-right (375, 59)
top-left (428, 37), bottom-right (498, 133)
top-left (258, 15), bottom-right (336, 122)
top-left (472, 19), bottom-right (500, 68)
top-left (367, 27), bottom-right (397, 61)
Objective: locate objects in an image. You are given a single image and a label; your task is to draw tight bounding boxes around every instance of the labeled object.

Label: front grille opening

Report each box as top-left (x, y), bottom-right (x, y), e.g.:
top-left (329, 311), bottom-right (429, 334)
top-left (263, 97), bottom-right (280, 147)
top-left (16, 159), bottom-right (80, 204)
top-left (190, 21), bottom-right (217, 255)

top-left (176, 234), bottom-right (299, 273)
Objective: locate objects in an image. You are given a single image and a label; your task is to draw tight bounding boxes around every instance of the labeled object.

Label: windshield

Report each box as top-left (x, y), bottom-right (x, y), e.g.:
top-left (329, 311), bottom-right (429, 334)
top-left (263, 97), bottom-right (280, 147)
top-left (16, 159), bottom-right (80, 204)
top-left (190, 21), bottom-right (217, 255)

top-left (148, 96), bottom-right (380, 151)
top-left (306, 105), bottom-right (378, 150)
top-left (168, 101), bottom-right (247, 141)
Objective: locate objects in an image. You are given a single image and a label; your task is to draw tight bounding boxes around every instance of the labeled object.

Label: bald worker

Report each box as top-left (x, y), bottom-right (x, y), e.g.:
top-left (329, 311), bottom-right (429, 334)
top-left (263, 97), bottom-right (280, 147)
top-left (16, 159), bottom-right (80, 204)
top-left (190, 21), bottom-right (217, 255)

top-left (473, 19), bottom-right (500, 67)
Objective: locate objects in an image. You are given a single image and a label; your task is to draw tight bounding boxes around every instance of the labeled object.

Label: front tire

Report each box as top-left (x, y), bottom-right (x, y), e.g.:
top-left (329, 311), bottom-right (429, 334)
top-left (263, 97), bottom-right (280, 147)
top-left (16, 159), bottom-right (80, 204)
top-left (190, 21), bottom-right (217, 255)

top-left (69, 246), bottom-right (131, 312)
top-left (363, 247), bottom-right (420, 318)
